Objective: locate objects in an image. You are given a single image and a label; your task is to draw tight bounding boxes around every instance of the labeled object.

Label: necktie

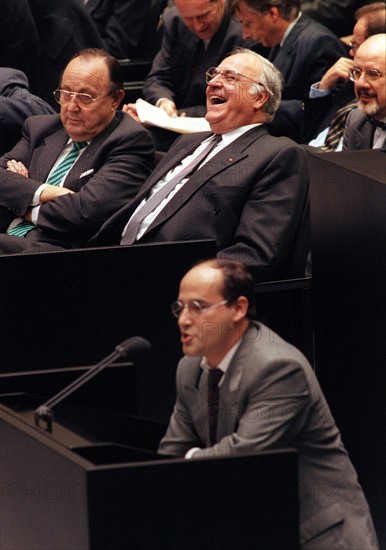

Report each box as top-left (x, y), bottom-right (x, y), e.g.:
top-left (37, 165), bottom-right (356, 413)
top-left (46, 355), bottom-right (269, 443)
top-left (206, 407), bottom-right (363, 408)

top-left (7, 141), bottom-right (87, 237)
top-left (321, 99), bottom-right (358, 152)
top-left (121, 134), bottom-right (222, 245)
top-left (366, 116), bottom-right (386, 131)
top-left (208, 368), bottom-right (223, 445)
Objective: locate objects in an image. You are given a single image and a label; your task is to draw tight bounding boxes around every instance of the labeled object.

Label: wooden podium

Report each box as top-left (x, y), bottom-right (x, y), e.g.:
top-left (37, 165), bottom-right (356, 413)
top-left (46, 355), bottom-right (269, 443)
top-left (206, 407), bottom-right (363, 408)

top-left (0, 392), bottom-right (299, 550)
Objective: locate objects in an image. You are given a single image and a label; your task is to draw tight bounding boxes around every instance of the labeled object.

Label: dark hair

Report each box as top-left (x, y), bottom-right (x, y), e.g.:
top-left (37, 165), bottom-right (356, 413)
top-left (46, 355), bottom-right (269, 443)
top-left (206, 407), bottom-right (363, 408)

top-left (355, 2), bottom-right (386, 38)
top-left (195, 258), bottom-right (256, 318)
top-left (229, 0), bottom-right (300, 21)
top-left (65, 48), bottom-right (124, 94)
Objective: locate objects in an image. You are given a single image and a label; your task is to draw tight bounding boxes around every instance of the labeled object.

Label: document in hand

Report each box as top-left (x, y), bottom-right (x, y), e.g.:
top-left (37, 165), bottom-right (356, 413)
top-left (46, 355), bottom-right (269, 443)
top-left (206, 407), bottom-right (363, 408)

top-left (136, 99), bottom-right (211, 134)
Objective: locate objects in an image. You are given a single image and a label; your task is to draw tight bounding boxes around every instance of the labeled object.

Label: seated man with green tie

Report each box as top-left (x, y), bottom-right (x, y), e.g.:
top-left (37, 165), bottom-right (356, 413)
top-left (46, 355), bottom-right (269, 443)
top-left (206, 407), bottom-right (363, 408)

top-left (0, 48), bottom-right (154, 254)
top-left (89, 49), bottom-right (310, 283)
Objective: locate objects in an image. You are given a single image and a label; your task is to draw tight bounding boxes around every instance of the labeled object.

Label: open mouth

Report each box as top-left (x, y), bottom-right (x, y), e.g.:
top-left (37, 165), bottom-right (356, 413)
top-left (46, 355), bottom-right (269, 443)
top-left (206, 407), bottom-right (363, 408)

top-left (209, 95), bottom-right (227, 105)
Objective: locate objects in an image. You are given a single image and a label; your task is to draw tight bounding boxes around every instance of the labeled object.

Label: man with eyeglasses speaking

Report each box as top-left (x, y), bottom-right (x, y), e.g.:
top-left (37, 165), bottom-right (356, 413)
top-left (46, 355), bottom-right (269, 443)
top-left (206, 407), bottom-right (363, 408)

top-left (159, 258), bottom-right (379, 549)
top-left (343, 33), bottom-right (386, 150)
top-left (89, 48), bottom-right (310, 283)
top-left (0, 48), bottom-right (153, 254)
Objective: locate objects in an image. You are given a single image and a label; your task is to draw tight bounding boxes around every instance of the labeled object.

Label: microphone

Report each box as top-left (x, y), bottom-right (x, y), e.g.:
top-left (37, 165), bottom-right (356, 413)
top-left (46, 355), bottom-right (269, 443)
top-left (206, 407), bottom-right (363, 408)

top-left (34, 336), bottom-right (151, 432)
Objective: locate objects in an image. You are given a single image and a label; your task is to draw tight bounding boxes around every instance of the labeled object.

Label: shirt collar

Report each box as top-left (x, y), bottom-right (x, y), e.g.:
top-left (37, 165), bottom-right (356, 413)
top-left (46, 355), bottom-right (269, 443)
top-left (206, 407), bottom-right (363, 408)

top-left (200, 339), bottom-right (242, 376)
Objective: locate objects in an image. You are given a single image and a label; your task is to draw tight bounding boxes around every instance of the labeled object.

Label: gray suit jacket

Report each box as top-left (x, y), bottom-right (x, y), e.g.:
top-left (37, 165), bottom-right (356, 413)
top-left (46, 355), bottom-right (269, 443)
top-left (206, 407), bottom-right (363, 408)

top-left (89, 126), bottom-right (310, 282)
top-left (159, 321), bottom-right (379, 549)
top-left (0, 112), bottom-right (154, 248)
top-left (343, 108), bottom-right (386, 150)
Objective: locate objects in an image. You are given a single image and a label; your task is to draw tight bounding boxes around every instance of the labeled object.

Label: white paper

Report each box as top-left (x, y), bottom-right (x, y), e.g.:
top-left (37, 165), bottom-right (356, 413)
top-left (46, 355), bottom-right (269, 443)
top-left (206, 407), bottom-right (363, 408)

top-left (136, 99), bottom-right (211, 134)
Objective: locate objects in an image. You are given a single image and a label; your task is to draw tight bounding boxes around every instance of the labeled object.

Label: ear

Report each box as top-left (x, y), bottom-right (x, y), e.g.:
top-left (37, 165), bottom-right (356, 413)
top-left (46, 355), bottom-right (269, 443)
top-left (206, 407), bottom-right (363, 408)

top-left (268, 5), bottom-right (280, 21)
top-left (112, 89), bottom-right (125, 109)
top-left (232, 296), bottom-right (249, 322)
top-left (248, 84), bottom-right (270, 111)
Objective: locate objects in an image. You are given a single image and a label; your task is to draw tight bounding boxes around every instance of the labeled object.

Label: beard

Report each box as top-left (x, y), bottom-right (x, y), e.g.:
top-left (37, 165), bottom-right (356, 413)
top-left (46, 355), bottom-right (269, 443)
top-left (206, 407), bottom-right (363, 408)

top-left (356, 89), bottom-right (380, 116)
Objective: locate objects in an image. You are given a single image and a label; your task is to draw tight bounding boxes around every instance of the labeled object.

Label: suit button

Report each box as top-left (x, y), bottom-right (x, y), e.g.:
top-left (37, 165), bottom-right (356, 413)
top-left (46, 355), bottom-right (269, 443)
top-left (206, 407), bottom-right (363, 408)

top-left (214, 205), bottom-right (220, 215)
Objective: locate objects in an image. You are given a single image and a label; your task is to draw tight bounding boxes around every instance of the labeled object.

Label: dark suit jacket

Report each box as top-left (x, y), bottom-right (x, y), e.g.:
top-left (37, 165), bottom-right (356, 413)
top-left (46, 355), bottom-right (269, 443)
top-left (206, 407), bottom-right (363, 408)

top-left (143, 7), bottom-right (247, 117)
top-left (159, 321), bottom-right (379, 549)
top-left (266, 15), bottom-right (348, 142)
top-left (86, 0), bottom-right (151, 60)
top-left (0, 112), bottom-right (154, 248)
top-left (0, 68), bottom-right (55, 156)
top-left (29, 0), bottom-right (104, 108)
top-left (0, 0), bottom-right (40, 95)
top-left (89, 126), bottom-right (310, 283)
top-left (343, 108), bottom-right (386, 150)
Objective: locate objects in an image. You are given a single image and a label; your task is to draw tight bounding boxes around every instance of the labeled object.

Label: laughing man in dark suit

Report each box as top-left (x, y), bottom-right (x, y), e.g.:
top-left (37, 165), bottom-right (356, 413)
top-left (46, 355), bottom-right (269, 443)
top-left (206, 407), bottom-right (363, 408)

top-left (90, 49), bottom-right (310, 283)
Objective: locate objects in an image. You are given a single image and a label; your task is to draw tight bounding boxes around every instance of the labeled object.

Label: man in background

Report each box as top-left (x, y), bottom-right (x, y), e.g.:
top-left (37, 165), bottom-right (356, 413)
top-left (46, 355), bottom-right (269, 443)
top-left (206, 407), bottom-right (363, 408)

top-left (229, 0), bottom-right (347, 141)
top-left (343, 33), bottom-right (386, 149)
top-left (124, 0), bottom-right (248, 150)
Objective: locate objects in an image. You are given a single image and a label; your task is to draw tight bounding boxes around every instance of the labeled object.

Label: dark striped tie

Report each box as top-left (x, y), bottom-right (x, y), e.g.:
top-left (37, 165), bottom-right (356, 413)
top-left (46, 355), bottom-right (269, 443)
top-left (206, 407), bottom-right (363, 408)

top-left (321, 100), bottom-right (357, 152)
top-left (7, 141), bottom-right (87, 237)
top-left (208, 368), bottom-right (223, 445)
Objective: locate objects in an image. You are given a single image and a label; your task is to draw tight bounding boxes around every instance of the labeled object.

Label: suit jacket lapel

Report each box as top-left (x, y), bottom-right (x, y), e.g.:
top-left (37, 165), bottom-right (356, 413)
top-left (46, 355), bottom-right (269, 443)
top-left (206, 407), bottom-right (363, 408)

top-left (63, 114), bottom-right (121, 190)
top-left (271, 16), bottom-right (308, 77)
top-left (144, 126), bottom-right (267, 235)
top-left (32, 129), bottom-right (69, 182)
top-left (353, 120), bottom-right (374, 149)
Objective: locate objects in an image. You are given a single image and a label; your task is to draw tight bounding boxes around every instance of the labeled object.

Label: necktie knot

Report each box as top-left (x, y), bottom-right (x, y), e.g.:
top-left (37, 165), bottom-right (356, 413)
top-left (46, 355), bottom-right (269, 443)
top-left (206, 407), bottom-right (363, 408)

top-left (208, 367), bottom-right (223, 388)
top-left (73, 141), bottom-right (88, 151)
top-left (366, 116), bottom-right (386, 131)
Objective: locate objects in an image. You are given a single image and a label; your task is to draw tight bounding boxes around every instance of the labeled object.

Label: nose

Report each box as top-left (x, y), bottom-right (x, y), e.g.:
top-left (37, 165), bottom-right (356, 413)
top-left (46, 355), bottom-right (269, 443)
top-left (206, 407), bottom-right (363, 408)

top-left (67, 94), bottom-right (80, 109)
top-left (177, 306), bottom-right (192, 326)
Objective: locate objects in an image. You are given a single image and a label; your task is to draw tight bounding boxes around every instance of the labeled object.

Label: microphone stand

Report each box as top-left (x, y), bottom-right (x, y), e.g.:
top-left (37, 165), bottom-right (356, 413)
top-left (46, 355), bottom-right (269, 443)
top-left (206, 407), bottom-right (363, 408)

top-left (34, 338), bottom-right (149, 432)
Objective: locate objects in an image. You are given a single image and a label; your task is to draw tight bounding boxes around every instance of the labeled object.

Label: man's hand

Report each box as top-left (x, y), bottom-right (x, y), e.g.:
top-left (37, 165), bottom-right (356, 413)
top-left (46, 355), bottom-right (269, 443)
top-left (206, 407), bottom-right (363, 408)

top-left (39, 185), bottom-right (74, 203)
top-left (122, 103), bottom-right (141, 123)
top-left (157, 98), bottom-right (178, 118)
top-left (7, 160), bottom-right (29, 177)
top-left (319, 57), bottom-right (355, 91)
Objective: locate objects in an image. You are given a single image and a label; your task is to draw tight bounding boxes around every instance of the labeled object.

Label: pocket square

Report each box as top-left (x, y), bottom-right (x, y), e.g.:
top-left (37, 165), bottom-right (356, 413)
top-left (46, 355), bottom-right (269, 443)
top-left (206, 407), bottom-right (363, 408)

top-left (80, 169), bottom-right (94, 178)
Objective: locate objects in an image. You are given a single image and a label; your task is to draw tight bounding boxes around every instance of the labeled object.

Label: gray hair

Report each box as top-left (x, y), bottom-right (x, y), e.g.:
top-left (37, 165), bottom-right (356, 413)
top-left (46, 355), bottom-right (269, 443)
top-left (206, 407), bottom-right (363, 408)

top-left (232, 48), bottom-right (283, 122)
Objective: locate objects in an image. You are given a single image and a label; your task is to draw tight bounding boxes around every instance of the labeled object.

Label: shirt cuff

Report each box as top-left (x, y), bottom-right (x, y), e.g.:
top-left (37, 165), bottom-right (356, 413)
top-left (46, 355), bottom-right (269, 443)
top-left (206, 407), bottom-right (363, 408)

top-left (32, 183), bottom-right (48, 206)
top-left (31, 205), bottom-right (41, 225)
top-left (309, 83), bottom-right (332, 98)
top-left (156, 98), bottom-right (170, 108)
top-left (185, 447), bottom-right (201, 459)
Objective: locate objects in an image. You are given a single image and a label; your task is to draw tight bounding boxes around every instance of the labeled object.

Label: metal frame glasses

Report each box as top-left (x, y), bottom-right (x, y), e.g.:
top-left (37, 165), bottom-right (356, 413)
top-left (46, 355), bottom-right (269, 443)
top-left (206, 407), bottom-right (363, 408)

top-left (171, 299), bottom-right (228, 318)
top-left (205, 67), bottom-right (265, 88)
top-left (348, 67), bottom-right (383, 82)
top-left (53, 89), bottom-right (112, 106)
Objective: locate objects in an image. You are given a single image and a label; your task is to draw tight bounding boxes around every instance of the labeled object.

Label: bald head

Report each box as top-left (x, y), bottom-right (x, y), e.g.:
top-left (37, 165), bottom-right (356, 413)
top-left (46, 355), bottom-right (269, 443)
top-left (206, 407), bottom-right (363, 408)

top-left (353, 34), bottom-right (386, 120)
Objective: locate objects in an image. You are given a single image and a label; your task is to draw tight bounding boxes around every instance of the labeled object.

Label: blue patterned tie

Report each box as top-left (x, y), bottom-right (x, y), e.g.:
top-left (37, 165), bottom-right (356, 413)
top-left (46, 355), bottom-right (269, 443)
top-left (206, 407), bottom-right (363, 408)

top-left (7, 141), bottom-right (87, 237)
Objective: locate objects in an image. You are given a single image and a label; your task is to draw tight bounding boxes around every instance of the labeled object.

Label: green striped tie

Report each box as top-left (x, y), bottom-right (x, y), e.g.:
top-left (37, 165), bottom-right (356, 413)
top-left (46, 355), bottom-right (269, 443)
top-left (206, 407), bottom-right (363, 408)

top-left (7, 141), bottom-right (87, 237)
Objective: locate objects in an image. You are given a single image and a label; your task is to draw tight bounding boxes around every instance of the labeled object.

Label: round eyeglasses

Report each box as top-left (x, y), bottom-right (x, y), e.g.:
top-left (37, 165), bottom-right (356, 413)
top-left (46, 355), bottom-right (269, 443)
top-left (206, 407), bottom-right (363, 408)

top-left (171, 299), bottom-right (228, 318)
top-left (205, 67), bottom-right (265, 88)
top-left (348, 68), bottom-right (383, 82)
top-left (53, 89), bottom-right (112, 106)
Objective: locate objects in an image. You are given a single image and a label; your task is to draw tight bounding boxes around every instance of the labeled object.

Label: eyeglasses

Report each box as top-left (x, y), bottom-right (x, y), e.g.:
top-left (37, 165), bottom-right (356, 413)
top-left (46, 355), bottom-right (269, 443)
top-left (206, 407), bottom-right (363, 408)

top-left (171, 299), bottom-right (228, 318)
top-left (206, 67), bottom-right (265, 88)
top-left (53, 89), bottom-right (112, 106)
top-left (348, 68), bottom-right (383, 82)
